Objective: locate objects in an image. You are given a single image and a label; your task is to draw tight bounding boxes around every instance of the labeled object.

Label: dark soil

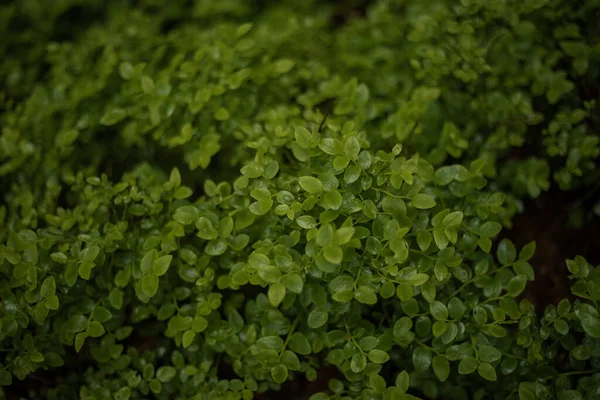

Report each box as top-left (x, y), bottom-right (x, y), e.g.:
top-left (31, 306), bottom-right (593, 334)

top-left (509, 188), bottom-right (600, 310)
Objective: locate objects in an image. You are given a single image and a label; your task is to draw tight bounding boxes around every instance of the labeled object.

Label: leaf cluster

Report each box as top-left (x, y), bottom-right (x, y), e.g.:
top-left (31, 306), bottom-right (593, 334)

top-left (1, 1), bottom-right (599, 400)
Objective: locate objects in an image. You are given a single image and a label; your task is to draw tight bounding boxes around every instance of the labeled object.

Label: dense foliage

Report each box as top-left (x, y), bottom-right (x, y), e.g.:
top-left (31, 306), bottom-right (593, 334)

top-left (1, 0), bottom-right (599, 399)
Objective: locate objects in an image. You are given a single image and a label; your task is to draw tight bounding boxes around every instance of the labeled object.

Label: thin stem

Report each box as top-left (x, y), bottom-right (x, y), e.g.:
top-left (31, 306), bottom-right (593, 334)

top-left (280, 314), bottom-right (301, 356)
top-left (409, 248), bottom-right (433, 259)
top-left (344, 322), bottom-right (365, 354)
top-left (501, 351), bottom-right (526, 361)
top-left (504, 388), bottom-right (517, 400)
top-left (414, 339), bottom-right (441, 356)
top-left (542, 370), bottom-right (596, 380)
top-left (376, 188), bottom-right (406, 199)
top-left (450, 279), bottom-right (474, 297)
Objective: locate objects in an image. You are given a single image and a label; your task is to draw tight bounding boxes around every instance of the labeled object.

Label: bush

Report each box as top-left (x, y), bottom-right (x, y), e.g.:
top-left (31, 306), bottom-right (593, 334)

top-left (1, 0), bottom-right (599, 399)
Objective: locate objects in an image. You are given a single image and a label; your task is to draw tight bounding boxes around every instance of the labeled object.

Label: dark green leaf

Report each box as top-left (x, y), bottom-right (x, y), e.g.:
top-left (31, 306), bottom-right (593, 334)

top-left (432, 355), bottom-right (450, 382)
top-left (412, 347), bottom-right (432, 372)
top-left (497, 239), bottom-right (516, 265)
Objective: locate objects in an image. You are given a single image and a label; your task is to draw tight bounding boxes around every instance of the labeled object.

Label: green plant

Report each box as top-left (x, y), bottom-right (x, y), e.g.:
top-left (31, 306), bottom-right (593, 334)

top-left (1, 0), bottom-right (599, 399)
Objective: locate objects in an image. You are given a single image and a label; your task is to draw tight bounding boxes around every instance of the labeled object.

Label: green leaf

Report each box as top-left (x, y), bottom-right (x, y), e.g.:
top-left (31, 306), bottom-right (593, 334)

top-left (443, 211), bottom-right (463, 228)
top-left (289, 332), bottom-right (312, 355)
top-left (369, 373), bottom-right (386, 393)
top-left (518, 383), bottom-right (536, 400)
top-left (432, 355), bottom-right (450, 382)
top-left (380, 281), bottom-right (396, 298)
top-left (393, 317), bottom-right (413, 338)
top-left (141, 249), bottom-right (157, 274)
top-left (345, 137), bottom-right (361, 158)
top-left (478, 345), bottom-right (501, 362)
top-left (329, 275), bottom-right (355, 302)
top-left (141, 76), bottom-right (155, 93)
top-left (557, 391), bottom-right (583, 400)
top-left (319, 138), bottom-right (344, 155)
top-left (554, 319), bottom-right (569, 335)
top-left (92, 307), bottom-right (112, 323)
top-left (80, 245), bottom-right (100, 263)
top-left (156, 366), bottom-right (176, 383)
top-left (79, 261), bottom-right (93, 280)
top-left (351, 352), bottom-right (367, 373)
top-left (458, 357), bottom-right (478, 374)
top-left (317, 224), bottom-right (334, 247)
top-left (173, 206), bottom-right (199, 225)
top-left (580, 314), bottom-right (600, 338)
top-left (85, 321), bottom-right (104, 338)
top-left (205, 239), bottom-right (227, 256)
top-left (368, 349), bottom-right (390, 364)
top-left (142, 275), bottom-right (159, 297)
top-left (296, 215), bottom-right (317, 229)
top-left (281, 350), bottom-right (300, 370)
top-left (182, 330), bottom-right (195, 348)
top-left (109, 288), bottom-right (123, 310)
top-left (506, 275), bottom-right (527, 297)
top-left (513, 260), bottom-right (535, 281)
top-left (360, 336), bottom-right (379, 351)
top-left (295, 126), bottom-right (312, 148)
top-left (433, 228), bottom-right (449, 250)
top-left (430, 301), bottom-right (448, 321)
top-left (218, 216), bottom-right (234, 237)
top-left (271, 364), bottom-right (288, 384)
top-left (282, 273), bottom-right (304, 294)
top-left (335, 227), bottom-right (355, 245)
top-left (45, 295), bottom-right (60, 310)
top-left (193, 316), bottom-right (208, 333)
top-left (65, 315), bottom-right (88, 333)
top-left (299, 176), bottom-right (323, 194)
top-left (0, 369), bottom-right (12, 386)
top-left (40, 276), bottom-right (56, 299)
top-left (196, 217), bottom-right (219, 240)
top-left (149, 379), bottom-right (162, 394)
top-left (434, 166), bottom-right (459, 185)
top-left (322, 190), bottom-right (343, 210)
top-left (173, 186), bottom-right (193, 200)
top-left (479, 222), bottom-right (502, 238)
top-left (395, 370), bottom-right (410, 392)
top-left (355, 286), bottom-right (377, 305)
top-left (257, 336), bottom-right (284, 350)
top-left (115, 387), bottom-right (131, 400)
top-left (268, 282), bottom-right (286, 307)
top-left (396, 283), bottom-right (413, 300)
top-left (412, 347), bottom-right (432, 372)
top-left (412, 194), bottom-right (436, 209)
top-left (519, 241), bottom-right (536, 261)
top-left (50, 252), bottom-right (68, 264)
top-left (477, 363), bottom-right (497, 381)
top-left (100, 108), bottom-right (127, 126)
top-left (488, 325), bottom-right (507, 338)
top-left (249, 199), bottom-right (273, 215)
top-left (272, 59), bottom-right (295, 74)
top-left (571, 345), bottom-right (591, 360)
top-left (19, 231), bottom-right (38, 244)
top-left (417, 231), bottom-right (432, 251)
top-left (153, 255), bottom-right (172, 276)
top-left (478, 237), bottom-right (492, 253)
top-left (323, 245), bottom-right (343, 264)
top-left (75, 333), bottom-right (87, 353)
top-left (308, 310), bottom-right (328, 328)
top-left (497, 239), bottom-right (516, 265)
top-left (406, 273), bottom-right (430, 286)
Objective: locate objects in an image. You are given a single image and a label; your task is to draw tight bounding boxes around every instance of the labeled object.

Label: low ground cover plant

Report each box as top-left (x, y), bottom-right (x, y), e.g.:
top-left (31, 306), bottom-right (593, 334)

top-left (1, 0), bottom-right (599, 399)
